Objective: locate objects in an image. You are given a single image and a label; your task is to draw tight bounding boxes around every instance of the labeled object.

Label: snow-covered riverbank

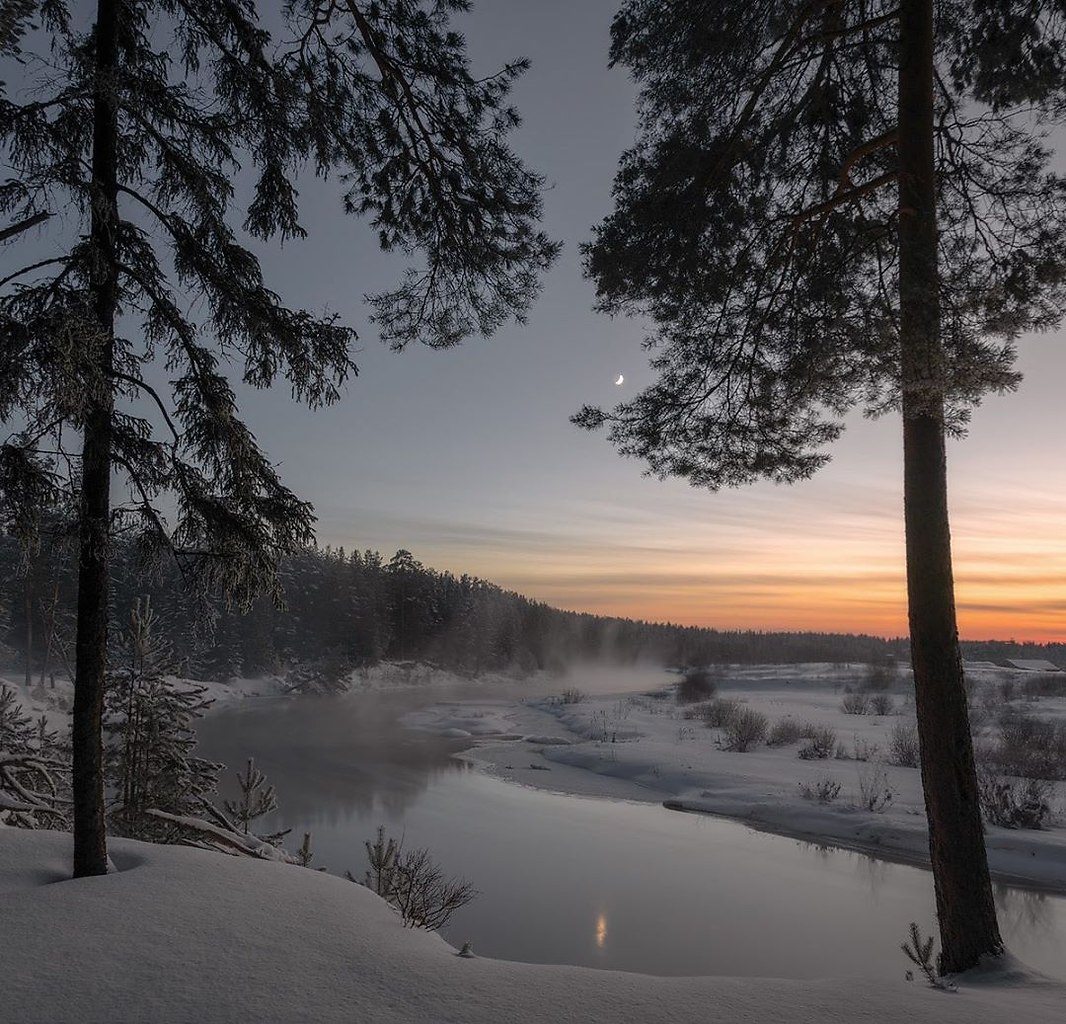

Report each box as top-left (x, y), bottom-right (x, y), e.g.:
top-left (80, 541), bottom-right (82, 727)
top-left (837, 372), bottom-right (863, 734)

top-left (407, 663), bottom-right (1066, 893)
top-left (3, 827), bottom-right (1063, 1024)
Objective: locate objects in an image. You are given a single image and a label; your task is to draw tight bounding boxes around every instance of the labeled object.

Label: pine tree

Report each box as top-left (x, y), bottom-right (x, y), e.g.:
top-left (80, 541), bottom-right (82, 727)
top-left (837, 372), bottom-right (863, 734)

top-left (577, 1), bottom-right (1066, 972)
top-left (104, 598), bottom-right (219, 840)
top-left (0, 683), bottom-right (70, 828)
top-left (1, 1), bottom-right (556, 876)
top-left (223, 756), bottom-right (278, 836)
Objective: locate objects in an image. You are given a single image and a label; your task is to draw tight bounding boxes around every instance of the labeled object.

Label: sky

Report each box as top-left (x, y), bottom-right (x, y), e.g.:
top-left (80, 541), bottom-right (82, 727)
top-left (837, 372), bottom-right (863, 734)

top-left (11, 1), bottom-right (1065, 642)
top-left (225, 0), bottom-right (1066, 644)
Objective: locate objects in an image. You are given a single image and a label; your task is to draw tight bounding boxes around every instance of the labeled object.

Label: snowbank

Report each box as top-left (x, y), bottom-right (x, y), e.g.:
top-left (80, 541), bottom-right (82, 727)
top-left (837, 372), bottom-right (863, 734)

top-left (2, 828), bottom-right (1062, 1023)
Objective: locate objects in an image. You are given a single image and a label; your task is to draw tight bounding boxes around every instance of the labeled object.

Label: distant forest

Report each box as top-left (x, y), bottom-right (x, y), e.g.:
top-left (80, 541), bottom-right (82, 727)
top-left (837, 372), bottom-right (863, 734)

top-left (1, 537), bottom-right (1061, 685)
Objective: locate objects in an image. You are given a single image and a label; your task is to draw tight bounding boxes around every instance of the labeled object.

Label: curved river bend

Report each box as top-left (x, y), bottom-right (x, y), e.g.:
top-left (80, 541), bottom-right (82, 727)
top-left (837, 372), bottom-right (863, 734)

top-left (197, 687), bottom-right (1066, 980)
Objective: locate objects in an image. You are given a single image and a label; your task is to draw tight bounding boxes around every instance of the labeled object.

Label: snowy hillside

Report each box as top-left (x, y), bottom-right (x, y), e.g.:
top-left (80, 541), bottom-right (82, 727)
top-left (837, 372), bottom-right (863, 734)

top-left (3, 828), bottom-right (1063, 1024)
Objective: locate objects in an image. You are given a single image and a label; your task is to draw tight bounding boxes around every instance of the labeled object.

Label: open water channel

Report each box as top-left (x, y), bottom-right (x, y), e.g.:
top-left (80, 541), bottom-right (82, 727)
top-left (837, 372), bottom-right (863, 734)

top-left (196, 678), bottom-right (1066, 980)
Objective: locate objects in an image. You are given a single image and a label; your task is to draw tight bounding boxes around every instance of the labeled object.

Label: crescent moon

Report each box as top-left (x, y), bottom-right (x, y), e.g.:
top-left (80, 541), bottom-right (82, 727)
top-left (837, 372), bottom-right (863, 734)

top-left (614, 374), bottom-right (624, 386)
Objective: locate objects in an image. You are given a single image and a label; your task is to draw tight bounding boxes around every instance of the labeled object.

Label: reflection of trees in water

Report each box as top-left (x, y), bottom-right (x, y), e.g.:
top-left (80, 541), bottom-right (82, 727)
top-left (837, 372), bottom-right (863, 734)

top-left (793, 840), bottom-right (892, 900)
top-left (793, 840), bottom-right (1060, 944)
top-left (195, 695), bottom-right (470, 830)
top-left (994, 883), bottom-right (1054, 938)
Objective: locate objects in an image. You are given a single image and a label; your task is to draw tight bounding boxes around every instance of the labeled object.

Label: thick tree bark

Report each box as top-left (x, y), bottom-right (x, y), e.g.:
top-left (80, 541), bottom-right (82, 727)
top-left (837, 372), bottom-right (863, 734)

top-left (897, 0), bottom-right (1002, 973)
top-left (72, 0), bottom-right (121, 879)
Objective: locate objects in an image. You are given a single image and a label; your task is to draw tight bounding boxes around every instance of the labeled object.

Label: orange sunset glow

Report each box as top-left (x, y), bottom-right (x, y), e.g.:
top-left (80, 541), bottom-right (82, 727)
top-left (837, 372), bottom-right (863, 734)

top-left (345, 376), bottom-right (1066, 645)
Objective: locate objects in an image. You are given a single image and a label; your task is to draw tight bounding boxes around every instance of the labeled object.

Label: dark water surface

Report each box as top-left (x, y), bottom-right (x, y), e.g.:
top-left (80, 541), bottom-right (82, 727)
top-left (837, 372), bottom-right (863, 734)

top-left (197, 686), bottom-right (1066, 980)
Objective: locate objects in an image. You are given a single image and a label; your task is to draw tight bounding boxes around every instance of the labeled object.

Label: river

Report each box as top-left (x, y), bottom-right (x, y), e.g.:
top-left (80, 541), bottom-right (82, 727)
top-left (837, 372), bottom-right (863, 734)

top-left (196, 680), bottom-right (1066, 980)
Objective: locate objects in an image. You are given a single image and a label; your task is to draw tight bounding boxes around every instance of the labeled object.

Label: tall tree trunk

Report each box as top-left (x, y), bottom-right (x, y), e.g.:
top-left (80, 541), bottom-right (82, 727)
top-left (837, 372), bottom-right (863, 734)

top-left (72, 0), bottom-right (121, 879)
top-left (897, 0), bottom-right (1002, 973)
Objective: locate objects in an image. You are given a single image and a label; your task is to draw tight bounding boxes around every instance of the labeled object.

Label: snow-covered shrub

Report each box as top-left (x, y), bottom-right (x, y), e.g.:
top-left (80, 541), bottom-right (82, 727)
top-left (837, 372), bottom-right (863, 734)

top-left (993, 711), bottom-right (1066, 781)
top-left (850, 736), bottom-right (880, 762)
top-left (840, 691), bottom-right (869, 715)
top-left (861, 662), bottom-right (897, 693)
top-left (889, 721), bottom-right (920, 767)
top-left (798, 776), bottom-right (841, 803)
top-left (681, 701), bottom-right (712, 720)
top-left (797, 725), bottom-right (835, 760)
top-left (352, 826), bottom-right (476, 930)
top-left (856, 765), bottom-right (894, 812)
top-left (1022, 673), bottom-right (1066, 700)
top-left (560, 687), bottom-right (586, 705)
top-left (139, 759), bottom-right (293, 858)
top-left (104, 598), bottom-right (219, 840)
top-left (722, 708), bottom-right (768, 752)
top-left (996, 678), bottom-right (1017, 704)
top-left (976, 765), bottom-right (1052, 829)
top-left (699, 698), bottom-right (741, 728)
top-left (676, 668), bottom-right (717, 705)
top-left (144, 805), bottom-right (300, 862)
top-left (766, 717), bottom-right (804, 747)
top-left (0, 685), bottom-right (69, 828)
top-left (285, 648), bottom-right (352, 695)
top-left (869, 694), bottom-right (894, 716)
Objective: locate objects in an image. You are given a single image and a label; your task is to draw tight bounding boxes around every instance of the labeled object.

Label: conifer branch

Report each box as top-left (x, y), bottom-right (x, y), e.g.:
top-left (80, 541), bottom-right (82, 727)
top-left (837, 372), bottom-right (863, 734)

top-left (0, 210), bottom-right (52, 243)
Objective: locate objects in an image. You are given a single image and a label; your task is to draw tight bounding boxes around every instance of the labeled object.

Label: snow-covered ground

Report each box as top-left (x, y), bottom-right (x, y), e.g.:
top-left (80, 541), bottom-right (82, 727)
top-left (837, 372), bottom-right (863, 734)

top-left (407, 663), bottom-right (1066, 893)
top-left (3, 827), bottom-right (1063, 1024)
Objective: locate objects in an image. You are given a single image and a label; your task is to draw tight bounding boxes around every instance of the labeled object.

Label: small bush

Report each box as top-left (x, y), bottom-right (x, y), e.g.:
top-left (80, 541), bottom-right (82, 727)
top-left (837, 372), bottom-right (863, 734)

top-left (994, 711), bottom-right (1066, 780)
top-left (722, 707), bottom-right (768, 751)
top-left (840, 691), bottom-right (869, 715)
top-left (976, 766), bottom-right (1053, 829)
top-left (354, 826), bottom-right (477, 930)
top-left (799, 776), bottom-right (841, 803)
top-left (798, 725), bottom-right (836, 760)
top-left (851, 736), bottom-right (880, 762)
top-left (869, 694), bottom-right (895, 716)
top-left (701, 698), bottom-right (742, 728)
top-left (681, 701), bottom-right (712, 720)
top-left (1022, 673), bottom-right (1066, 700)
top-left (560, 688), bottom-right (586, 705)
top-left (856, 765), bottom-right (894, 812)
top-left (862, 662), bottom-right (897, 693)
top-left (676, 668), bottom-right (718, 705)
top-left (901, 923), bottom-right (954, 989)
top-left (767, 717), bottom-right (804, 747)
top-left (889, 721), bottom-right (921, 768)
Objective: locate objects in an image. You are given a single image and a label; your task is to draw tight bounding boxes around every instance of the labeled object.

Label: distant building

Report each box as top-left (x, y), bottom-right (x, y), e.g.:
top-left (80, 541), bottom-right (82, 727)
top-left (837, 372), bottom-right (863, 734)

top-left (999, 658), bottom-right (1062, 672)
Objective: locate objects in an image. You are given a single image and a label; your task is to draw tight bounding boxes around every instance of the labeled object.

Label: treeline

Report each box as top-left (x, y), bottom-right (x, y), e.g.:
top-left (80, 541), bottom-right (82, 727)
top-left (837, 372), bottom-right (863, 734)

top-left (1, 535), bottom-right (1058, 684)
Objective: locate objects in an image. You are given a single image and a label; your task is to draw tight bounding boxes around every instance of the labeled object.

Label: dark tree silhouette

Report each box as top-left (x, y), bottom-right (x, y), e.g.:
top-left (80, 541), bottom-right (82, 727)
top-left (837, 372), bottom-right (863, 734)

top-left (104, 598), bottom-right (218, 841)
top-left (0, 0), bottom-right (557, 877)
top-left (577, 0), bottom-right (1066, 972)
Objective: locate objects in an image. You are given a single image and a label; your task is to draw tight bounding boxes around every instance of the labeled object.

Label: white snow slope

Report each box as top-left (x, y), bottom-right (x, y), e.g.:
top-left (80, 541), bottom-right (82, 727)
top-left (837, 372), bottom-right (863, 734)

top-left (2, 828), bottom-right (1062, 1024)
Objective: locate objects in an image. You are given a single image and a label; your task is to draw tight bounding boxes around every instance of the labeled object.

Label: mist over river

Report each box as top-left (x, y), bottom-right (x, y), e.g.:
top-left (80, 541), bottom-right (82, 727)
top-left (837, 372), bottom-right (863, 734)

top-left (196, 671), bottom-right (1066, 979)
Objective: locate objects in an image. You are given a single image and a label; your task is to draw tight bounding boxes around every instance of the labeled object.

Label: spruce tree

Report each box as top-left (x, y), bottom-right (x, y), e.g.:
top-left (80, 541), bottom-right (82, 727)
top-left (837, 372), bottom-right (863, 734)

top-left (104, 598), bottom-right (219, 840)
top-left (1, 1), bottom-right (557, 877)
top-left (577, 1), bottom-right (1066, 971)
top-left (0, 683), bottom-right (69, 828)
top-left (223, 756), bottom-right (278, 836)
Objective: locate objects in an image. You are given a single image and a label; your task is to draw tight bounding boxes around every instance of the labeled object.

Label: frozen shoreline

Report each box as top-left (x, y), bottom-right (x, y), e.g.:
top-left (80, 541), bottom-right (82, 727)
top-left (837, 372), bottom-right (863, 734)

top-left (7, 658), bottom-right (1066, 893)
top-left (406, 663), bottom-right (1066, 895)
